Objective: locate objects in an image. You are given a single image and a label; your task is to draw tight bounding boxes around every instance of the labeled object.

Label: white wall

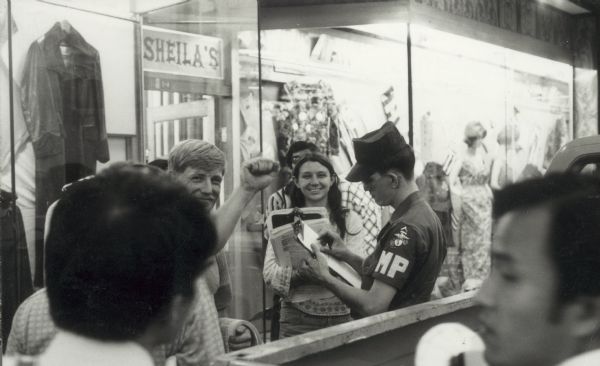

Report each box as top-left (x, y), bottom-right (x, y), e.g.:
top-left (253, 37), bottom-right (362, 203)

top-left (7, 0), bottom-right (137, 135)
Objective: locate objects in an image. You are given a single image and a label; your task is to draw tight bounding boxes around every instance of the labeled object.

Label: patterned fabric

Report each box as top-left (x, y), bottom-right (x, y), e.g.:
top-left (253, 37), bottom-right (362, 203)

top-left (271, 81), bottom-right (341, 157)
top-left (6, 280), bottom-right (224, 366)
top-left (264, 184), bottom-right (293, 241)
top-left (5, 290), bottom-right (58, 357)
top-left (266, 186), bottom-right (293, 219)
top-left (457, 156), bottom-right (492, 282)
top-left (338, 180), bottom-right (381, 254)
top-left (166, 278), bottom-right (225, 366)
top-left (292, 295), bottom-right (349, 317)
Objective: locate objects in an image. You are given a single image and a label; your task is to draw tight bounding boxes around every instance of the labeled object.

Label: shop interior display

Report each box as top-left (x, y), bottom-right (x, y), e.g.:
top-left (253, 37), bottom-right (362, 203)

top-left (268, 79), bottom-right (370, 176)
top-left (410, 32), bottom-right (573, 295)
top-left (270, 80), bottom-right (340, 164)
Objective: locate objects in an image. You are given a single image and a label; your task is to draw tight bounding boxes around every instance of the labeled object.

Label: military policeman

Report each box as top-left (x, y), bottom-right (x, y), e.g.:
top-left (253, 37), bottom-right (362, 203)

top-left (300, 122), bottom-right (447, 317)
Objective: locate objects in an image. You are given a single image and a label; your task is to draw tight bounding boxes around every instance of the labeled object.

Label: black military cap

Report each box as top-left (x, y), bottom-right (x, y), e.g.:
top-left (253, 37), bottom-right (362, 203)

top-left (346, 122), bottom-right (412, 182)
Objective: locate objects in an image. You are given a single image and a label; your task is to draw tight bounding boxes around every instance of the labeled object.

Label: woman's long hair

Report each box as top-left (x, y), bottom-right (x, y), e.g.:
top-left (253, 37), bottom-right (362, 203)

top-left (291, 153), bottom-right (348, 238)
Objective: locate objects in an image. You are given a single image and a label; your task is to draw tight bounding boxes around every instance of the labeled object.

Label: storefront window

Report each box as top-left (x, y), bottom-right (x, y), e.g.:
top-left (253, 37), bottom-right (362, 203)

top-left (412, 25), bottom-right (573, 294)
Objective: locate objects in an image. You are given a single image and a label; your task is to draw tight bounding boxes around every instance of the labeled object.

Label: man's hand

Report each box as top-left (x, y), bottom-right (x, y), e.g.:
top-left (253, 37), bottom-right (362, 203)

top-left (318, 228), bottom-right (349, 260)
top-left (241, 157), bottom-right (279, 193)
top-left (298, 244), bottom-right (333, 286)
top-left (228, 325), bottom-right (253, 351)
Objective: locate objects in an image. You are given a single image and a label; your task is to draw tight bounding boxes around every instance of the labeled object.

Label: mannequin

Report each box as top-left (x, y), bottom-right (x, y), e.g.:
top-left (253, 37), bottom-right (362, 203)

top-left (448, 121), bottom-right (492, 290)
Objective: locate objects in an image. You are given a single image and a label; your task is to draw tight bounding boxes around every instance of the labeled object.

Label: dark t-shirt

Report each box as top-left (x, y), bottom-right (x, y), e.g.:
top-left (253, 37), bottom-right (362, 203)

top-left (362, 192), bottom-right (447, 310)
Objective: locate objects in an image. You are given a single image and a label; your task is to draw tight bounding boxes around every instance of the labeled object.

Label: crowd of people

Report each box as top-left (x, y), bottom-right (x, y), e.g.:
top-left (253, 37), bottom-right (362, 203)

top-left (2, 120), bottom-right (600, 366)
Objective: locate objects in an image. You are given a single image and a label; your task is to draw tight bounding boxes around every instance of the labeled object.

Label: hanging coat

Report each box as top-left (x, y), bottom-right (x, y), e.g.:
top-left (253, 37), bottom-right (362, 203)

top-left (21, 22), bottom-right (108, 285)
top-left (21, 22), bottom-right (108, 190)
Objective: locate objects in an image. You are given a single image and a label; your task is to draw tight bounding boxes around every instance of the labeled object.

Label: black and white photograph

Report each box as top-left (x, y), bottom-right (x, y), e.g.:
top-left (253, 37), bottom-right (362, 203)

top-left (1, 0), bottom-right (599, 365)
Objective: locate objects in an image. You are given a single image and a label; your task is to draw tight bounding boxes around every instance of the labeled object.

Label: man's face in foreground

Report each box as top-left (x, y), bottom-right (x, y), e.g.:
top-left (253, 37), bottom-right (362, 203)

top-left (175, 166), bottom-right (223, 211)
top-left (476, 208), bottom-right (572, 366)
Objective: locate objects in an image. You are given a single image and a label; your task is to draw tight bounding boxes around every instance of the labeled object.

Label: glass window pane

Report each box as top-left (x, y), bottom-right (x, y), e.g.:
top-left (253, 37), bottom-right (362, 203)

top-left (412, 25), bottom-right (574, 296)
top-left (256, 21), bottom-right (409, 339)
top-left (142, 0), bottom-right (263, 334)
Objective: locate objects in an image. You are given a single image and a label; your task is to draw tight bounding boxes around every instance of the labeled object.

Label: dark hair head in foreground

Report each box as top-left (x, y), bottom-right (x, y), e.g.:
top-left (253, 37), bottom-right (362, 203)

top-left (45, 164), bottom-right (217, 342)
top-left (477, 173), bottom-right (600, 366)
top-left (492, 173), bottom-right (600, 305)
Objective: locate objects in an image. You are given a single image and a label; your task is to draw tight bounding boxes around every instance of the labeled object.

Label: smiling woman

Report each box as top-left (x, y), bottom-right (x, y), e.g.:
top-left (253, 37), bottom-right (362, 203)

top-left (295, 162), bottom-right (332, 206)
top-left (263, 153), bottom-right (369, 338)
top-left (295, 161), bottom-right (333, 205)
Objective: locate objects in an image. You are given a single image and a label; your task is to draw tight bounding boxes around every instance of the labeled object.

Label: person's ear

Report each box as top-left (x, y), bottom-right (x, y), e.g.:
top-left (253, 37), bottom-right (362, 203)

top-left (561, 296), bottom-right (600, 339)
top-left (293, 176), bottom-right (300, 188)
top-left (387, 171), bottom-right (403, 189)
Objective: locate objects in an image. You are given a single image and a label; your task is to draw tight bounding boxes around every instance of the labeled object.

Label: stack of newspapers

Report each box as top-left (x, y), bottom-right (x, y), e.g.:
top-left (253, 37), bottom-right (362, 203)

top-left (266, 207), bottom-right (362, 288)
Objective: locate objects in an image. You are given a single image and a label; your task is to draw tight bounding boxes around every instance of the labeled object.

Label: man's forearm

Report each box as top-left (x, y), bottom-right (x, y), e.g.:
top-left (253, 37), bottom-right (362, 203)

top-left (321, 276), bottom-right (382, 317)
top-left (213, 187), bottom-right (256, 252)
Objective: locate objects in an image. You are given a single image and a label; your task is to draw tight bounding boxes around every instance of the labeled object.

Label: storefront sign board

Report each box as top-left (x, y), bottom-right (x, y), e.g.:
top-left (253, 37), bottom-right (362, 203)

top-left (142, 26), bottom-right (224, 80)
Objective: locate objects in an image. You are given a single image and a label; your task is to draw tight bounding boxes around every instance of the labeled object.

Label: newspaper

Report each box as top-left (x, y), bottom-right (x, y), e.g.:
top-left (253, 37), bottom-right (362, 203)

top-left (267, 207), bottom-right (362, 288)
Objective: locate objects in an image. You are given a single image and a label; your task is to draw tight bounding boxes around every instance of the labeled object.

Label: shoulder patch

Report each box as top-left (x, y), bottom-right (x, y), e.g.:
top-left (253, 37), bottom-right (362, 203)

top-left (391, 226), bottom-right (410, 247)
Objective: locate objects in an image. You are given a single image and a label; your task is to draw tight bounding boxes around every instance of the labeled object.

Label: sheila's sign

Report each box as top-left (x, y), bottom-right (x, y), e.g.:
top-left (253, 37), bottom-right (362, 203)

top-left (142, 26), bottom-right (224, 80)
